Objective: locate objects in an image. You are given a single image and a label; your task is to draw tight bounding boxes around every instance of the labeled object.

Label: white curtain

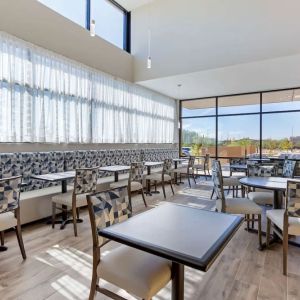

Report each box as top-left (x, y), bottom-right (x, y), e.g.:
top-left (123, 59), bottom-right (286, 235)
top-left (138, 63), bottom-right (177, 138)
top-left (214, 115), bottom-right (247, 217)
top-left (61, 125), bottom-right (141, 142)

top-left (0, 32), bottom-right (177, 143)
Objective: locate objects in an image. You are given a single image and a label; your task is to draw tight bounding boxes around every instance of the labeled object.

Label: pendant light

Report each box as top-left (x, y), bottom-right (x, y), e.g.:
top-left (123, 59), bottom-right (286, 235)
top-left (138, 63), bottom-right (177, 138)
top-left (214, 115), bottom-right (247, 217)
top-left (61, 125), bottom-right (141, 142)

top-left (90, 19), bottom-right (96, 37)
top-left (147, 29), bottom-right (152, 69)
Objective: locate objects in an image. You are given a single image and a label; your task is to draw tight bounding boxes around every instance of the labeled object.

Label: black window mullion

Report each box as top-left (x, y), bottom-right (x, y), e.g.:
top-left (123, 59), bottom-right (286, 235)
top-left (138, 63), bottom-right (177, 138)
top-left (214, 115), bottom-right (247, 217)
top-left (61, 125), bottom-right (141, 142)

top-left (123, 11), bottom-right (131, 52)
top-left (260, 92), bottom-right (262, 160)
top-left (216, 97), bottom-right (218, 159)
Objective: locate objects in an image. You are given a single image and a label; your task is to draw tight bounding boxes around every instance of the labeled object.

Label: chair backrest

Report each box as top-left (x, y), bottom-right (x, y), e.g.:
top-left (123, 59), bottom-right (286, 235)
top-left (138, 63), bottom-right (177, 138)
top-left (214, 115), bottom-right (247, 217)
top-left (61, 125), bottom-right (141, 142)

top-left (188, 156), bottom-right (195, 168)
top-left (0, 176), bottom-right (22, 214)
top-left (230, 158), bottom-right (246, 166)
top-left (285, 180), bottom-right (300, 218)
top-left (162, 158), bottom-right (173, 176)
top-left (87, 187), bottom-right (132, 247)
top-left (282, 160), bottom-right (296, 178)
top-left (211, 160), bottom-right (226, 212)
top-left (247, 164), bottom-right (274, 177)
top-left (129, 162), bottom-right (144, 182)
top-left (74, 167), bottom-right (99, 195)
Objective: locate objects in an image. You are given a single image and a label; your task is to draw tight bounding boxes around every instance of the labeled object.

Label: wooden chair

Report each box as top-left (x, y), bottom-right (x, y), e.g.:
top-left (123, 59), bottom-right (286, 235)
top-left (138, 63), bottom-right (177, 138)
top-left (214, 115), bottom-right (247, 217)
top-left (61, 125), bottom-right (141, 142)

top-left (51, 166), bottom-right (99, 236)
top-left (194, 154), bottom-right (210, 180)
top-left (173, 156), bottom-right (197, 187)
top-left (87, 187), bottom-right (172, 300)
top-left (110, 162), bottom-right (147, 208)
top-left (212, 160), bottom-right (263, 248)
top-left (266, 180), bottom-right (300, 275)
top-left (0, 176), bottom-right (26, 259)
top-left (145, 158), bottom-right (175, 199)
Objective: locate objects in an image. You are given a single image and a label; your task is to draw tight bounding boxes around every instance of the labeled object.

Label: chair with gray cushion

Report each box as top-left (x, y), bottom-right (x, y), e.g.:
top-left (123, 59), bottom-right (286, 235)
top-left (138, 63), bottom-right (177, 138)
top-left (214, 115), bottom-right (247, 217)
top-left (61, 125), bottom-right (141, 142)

top-left (212, 160), bottom-right (263, 248)
top-left (51, 167), bottom-right (99, 236)
top-left (87, 187), bottom-right (172, 300)
top-left (0, 176), bottom-right (26, 259)
top-left (266, 180), bottom-right (300, 275)
top-left (193, 154), bottom-right (210, 180)
top-left (173, 156), bottom-right (197, 187)
top-left (110, 162), bottom-right (147, 209)
top-left (246, 164), bottom-right (275, 206)
top-left (145, 159), bottom-right (175, 199)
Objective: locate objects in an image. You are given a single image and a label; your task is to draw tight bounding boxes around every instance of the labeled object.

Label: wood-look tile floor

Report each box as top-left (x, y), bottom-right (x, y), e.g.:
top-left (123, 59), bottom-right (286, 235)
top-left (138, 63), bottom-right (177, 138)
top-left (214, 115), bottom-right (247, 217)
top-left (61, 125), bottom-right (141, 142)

top-left (0, 178), bottom-right (299, 300)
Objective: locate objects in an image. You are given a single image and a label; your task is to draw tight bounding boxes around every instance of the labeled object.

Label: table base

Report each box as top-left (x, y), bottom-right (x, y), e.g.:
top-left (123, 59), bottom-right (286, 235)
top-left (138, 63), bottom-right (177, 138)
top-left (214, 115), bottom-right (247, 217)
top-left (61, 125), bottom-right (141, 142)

top-left (172, 262), bottom-right (184, 300)
top-left (47, 218), bottom-right (83, 230)
top-left (0, 245), bottom-right (8, 252)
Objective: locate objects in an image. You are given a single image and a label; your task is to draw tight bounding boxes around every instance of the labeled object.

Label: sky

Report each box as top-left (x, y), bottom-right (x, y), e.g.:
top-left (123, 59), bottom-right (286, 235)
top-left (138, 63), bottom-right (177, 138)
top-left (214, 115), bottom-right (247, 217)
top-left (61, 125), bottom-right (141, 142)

top-left (182, 110), bottom-right (300, 141)
top-left (38, 0), bottom-right (124, 49)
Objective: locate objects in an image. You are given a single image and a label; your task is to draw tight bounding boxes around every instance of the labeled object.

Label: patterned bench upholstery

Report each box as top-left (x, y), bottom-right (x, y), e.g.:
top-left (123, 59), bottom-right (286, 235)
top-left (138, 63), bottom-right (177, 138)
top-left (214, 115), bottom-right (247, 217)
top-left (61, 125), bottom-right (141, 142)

top-left (0, 148), bottom-right (178, 192)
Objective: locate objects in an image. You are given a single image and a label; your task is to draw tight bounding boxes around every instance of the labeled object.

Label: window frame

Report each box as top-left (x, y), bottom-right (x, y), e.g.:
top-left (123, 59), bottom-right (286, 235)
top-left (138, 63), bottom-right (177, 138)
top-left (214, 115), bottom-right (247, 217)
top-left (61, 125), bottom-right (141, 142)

top-left (180, 87), bottom-right (300, 159)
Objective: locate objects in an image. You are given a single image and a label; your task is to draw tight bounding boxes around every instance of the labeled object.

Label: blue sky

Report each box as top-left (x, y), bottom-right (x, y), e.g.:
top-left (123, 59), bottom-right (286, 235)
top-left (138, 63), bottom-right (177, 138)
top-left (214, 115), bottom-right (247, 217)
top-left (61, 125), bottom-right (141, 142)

top-left (39, 0), bottom-right (124, 48)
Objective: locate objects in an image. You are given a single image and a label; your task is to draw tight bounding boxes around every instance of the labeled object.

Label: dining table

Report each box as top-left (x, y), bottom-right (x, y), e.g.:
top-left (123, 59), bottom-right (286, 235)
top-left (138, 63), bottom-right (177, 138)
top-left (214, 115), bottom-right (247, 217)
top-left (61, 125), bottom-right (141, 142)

top-left (99, 202), bottom-right (243, 300)
top-left (240, 176), bottom-right (300, 248)
top-left (144, 161), bottom-right (163, 195)
top-left (99, 165), bottom-right (130, 182)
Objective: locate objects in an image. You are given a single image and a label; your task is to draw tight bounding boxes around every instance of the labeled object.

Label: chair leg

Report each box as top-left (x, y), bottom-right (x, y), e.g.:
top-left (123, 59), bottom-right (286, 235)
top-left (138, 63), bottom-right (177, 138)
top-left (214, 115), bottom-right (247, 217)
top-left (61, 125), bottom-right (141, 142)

top-left (266, 217), bottom-right (271, 248)
top-left (258, 214), bottom-right (262, 249)
top-left (52, 202), bottom-right (56, 229)
top-left (0, 231), bottom-right (4, 246)
top-left (162, 181), bottom-right (166, 199)
top-left (193, 174), bottom-right (196, 184)
top-left (89, 267), bottom-right (98, 300)
top-left (283, 225), bottom-right (288, 275)
top-left (170, 180), bottom-right (175, 195)
top-left (188, 175), bottom-right (191, 188)
top-left (210, 189), bottom-right (214, 199)
top-left (141, 189), bottom-right (148, 207)
top-left (72, 206), bottom-right (78, 237)
top-left (246, 214), bottom-right (250, 231)
top-left (15, 224), bottom-right (26, 259)
top-left (251, 214), bottom-right (255, 229)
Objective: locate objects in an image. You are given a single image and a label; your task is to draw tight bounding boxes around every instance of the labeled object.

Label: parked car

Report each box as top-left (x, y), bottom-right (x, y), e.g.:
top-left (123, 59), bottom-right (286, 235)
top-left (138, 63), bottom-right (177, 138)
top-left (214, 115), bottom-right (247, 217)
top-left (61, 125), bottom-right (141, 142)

top-left (181, 147), bottom-right (191, 156)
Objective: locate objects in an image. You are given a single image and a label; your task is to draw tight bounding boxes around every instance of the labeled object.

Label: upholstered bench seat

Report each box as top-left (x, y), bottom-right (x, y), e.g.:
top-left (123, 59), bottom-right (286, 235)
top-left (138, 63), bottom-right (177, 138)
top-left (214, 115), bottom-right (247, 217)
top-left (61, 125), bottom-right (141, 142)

top-left (110, 181), bottom-right (143, 192)
top-left (51, 192), bottom-right (88, 208)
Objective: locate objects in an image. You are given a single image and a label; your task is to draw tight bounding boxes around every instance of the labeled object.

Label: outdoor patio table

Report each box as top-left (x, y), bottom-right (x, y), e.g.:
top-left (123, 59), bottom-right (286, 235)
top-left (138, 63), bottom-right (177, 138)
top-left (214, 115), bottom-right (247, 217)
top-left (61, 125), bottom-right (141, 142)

top-left (99, 202), bottom-right (243, 300)
top-left (99, 165), bottom-right (130, 182)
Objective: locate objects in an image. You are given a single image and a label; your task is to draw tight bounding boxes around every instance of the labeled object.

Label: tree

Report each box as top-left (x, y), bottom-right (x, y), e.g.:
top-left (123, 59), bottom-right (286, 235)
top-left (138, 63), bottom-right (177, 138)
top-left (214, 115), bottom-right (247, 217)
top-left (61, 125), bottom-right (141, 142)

top-left (279, 138), bottom-right (294, 151)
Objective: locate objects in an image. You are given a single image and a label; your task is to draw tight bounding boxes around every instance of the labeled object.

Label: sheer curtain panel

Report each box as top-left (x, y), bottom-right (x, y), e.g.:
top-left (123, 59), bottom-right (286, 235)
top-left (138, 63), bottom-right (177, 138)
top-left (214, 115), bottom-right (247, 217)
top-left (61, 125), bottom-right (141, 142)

top-left (0, 32), bottom-right (177, 144)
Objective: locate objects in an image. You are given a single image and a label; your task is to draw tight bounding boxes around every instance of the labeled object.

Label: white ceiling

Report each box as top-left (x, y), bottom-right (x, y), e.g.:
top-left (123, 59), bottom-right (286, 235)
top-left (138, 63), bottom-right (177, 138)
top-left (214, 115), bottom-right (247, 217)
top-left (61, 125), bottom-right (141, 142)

top-left (131, 0), bottom-right (300, 99)
top-left (115, 0), bottom-right (155, 11)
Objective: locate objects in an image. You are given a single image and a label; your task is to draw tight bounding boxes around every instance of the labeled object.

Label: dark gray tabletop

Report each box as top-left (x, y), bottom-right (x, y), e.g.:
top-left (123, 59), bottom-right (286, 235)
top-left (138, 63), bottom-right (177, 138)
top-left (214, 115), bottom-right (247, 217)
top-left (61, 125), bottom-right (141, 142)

top-left (144, 161), bottom-right (163, 166)
top-left (239, 176), bottom-right (296, 191)
top-left (173, 158), bottom-right (187, 162)
top-left (31, 171), bottom-right (76, 182)
top-left (230, 164), bottom-right (247, 170)
top-left (99, 166), bottom-right (130, 172)
top-left (100, 203), bottom-right (243, 271)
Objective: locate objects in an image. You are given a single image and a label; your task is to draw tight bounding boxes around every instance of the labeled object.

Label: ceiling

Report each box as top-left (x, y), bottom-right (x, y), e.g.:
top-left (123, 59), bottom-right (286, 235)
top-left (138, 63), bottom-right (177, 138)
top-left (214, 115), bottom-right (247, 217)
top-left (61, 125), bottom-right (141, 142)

top-left (131, 0), bottom-right (300, 99)
top-left (115, 0), bottom-right (155, 11)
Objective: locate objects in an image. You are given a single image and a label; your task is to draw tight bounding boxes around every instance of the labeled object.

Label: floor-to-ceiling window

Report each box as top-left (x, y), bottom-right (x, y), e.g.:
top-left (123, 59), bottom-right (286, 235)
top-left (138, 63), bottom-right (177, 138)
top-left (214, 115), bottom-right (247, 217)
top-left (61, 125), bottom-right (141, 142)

top-left (180, 88), bottom-right (300, 159)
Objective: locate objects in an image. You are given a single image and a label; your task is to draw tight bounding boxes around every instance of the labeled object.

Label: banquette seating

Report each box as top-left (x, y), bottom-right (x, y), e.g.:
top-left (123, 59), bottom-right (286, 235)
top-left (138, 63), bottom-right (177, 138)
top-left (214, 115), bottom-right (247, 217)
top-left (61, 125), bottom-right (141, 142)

top-left (0, 148), bottom-right (178, 225)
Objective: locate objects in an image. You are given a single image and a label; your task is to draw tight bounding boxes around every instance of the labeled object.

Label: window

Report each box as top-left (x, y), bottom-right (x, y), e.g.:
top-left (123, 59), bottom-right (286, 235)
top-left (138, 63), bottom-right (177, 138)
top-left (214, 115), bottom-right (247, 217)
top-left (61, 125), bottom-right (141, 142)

top-left (262, 112), bottom-right (300, 156)
top-left (182, 98), bottom-right (216, 117)
top-left (38, 0), bottom-right (86, 27)
top-left (91, 0), bottom-right (125, 49)
top-left (218, 94), bottom-right (260, 114)
top-left (218, 115), bottom-right (260, 158)
top-left (0, 32), bottom-right (176, 143)
top-left (182, 117), bottom-right (216, 157)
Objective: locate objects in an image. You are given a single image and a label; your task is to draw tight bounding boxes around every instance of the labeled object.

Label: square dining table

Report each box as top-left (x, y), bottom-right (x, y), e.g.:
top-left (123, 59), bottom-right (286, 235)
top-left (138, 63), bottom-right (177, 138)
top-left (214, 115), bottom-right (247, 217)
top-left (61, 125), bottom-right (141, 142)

top-left (99, 203), bottom-right (243, 300)
top-left (99, 165), bottom-right (130, 182)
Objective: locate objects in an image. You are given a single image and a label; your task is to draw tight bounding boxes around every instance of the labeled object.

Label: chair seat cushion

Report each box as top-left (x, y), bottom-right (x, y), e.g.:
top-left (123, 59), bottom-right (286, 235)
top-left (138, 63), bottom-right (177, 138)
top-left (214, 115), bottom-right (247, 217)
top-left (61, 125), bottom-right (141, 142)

top-left (110, 181), bottom-right (143, 192)
top-left (98, 245), bottom-right (172, 299)
top-left (0, 212), bottom-right (17, 231)
top-left (145, 173), bottom-right (171, 182)
top-left (217, 197), bottom-right (262, 215)
top-left (51, 192), bottom-right (87, 208)
top-left (266, 209), bottom-right (300, 236)
top-left (223, 177), bottom-right (241, 187)
top-left (248, 191), bottom-right (273, 205)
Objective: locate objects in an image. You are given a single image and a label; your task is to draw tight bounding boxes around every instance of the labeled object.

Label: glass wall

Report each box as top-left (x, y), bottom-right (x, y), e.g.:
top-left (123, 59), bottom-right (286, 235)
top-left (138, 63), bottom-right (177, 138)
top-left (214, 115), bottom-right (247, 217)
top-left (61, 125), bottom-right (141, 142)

top-left (180, 88), bottom-right (300, 159)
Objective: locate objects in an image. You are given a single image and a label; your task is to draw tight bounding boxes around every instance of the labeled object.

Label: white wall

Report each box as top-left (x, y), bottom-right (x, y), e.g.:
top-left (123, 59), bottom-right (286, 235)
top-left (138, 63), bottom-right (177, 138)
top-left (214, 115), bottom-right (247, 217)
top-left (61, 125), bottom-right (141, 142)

top-left (0, 0), bottom-right (133, 81)
top-left (132, 0), bottom-right (300, 97)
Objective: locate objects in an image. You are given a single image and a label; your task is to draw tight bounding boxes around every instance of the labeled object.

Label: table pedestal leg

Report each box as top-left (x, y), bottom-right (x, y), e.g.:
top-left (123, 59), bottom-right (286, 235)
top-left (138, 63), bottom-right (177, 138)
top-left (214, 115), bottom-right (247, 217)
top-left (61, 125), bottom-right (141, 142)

top-left (0, 246), bottom-right (8, 252)
top-left (114, 171), bottom-right (119, 182)
top-left (172, 262), bottom-right (184, 300)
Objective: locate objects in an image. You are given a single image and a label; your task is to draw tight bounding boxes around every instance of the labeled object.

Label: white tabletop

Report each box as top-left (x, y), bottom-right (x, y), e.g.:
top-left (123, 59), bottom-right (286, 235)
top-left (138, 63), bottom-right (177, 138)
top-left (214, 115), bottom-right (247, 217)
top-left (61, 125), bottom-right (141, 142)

top-left (144, 161), bottom-right (163, 166)
top-left (99, 165), bottom-right (130, 172)
top-left (31, 171), bottom-right (76, 182)
top-left (173, 158), bottom-right (187, 162)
